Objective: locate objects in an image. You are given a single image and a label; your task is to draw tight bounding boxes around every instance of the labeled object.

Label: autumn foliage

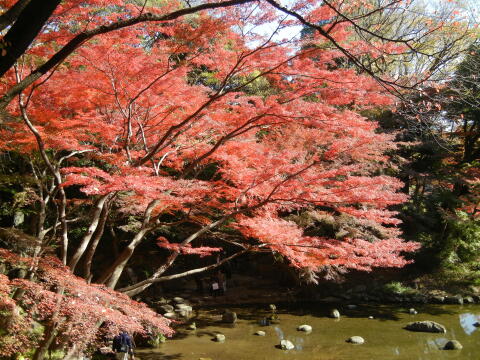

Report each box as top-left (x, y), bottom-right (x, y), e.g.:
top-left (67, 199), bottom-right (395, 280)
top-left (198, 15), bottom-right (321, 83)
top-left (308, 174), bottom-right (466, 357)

top-left (0, 249), bottom-right (171, 358)
top-left (0, 0), bottom-right (467, 357)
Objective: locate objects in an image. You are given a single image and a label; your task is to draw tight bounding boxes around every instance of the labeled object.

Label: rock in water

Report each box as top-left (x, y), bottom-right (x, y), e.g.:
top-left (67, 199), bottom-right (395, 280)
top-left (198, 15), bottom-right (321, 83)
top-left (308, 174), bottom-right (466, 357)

top-left (445, 295), bottom-right (463, 305)
top-left (409, 308), bottom-right (418, 315)
top-left (163, 312), bottom-right (176, 319)
top-left (222, 310), bottom-right (237, 324)
top-left (405, 321), bottom-right (446, 333)
top-left (346, 336), bottom-right (364, 344)
top-left (173, 297), bottom-right (184, 303)
top-left (444, 340), bottom-right (463, 350)
top-left (255, 330), bottom-right (266, 336)
top-left (280, 340), bottom-right (295, 350)
top-left (432, 295), bottom-right (445, 304)
top-left (297, 324), bottom-right (312, 333)
top-left (159, 304), bottom-right (174, 313)
top-left (214, 334), bottom-right (226, 342)
top-left (329, 309), bottom-right (340, 319)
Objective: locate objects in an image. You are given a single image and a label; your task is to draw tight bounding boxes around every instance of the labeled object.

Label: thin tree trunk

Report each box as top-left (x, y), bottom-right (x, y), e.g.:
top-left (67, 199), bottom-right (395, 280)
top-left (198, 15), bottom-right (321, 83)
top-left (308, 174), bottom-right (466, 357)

top-left (120, 249), bottom-right (248, 296)
top-left (102, 227), bottom-right (150, 288)
top-left (32, 287), bottom-right (65, 360)
top-left (68, 194), bottom-right (110, 271)
top-left (119, 216), bottom-right (230, 296)
top-left (82, 200), bottom-right (110, 282)
top-left (97, 200), bottom-right (159, 288)
top-left (32, 321), bottom-right (58, 360)
top-left (16, 78), bottom-right (70, 264)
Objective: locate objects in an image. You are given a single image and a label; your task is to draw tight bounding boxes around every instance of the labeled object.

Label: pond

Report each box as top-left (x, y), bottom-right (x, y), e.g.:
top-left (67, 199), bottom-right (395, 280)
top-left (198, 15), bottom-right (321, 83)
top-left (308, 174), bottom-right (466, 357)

top-left (136, 303), bottom-right (480, 360)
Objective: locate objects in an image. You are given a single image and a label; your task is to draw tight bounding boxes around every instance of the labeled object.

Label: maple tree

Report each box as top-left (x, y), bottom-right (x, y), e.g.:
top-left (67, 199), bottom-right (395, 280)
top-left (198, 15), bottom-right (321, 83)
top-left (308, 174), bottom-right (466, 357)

top-left (0, 248), bottom-right (172, 359)
top-left (0, 0), bottom-right (470, 357)
top-left (0, 0), bottom-right (465, 289)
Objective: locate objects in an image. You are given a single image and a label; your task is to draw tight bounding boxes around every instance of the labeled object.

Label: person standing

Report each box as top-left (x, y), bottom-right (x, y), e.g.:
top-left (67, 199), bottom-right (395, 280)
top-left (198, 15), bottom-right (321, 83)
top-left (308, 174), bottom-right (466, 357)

top-left (112, 331), bottom-right (135, 360)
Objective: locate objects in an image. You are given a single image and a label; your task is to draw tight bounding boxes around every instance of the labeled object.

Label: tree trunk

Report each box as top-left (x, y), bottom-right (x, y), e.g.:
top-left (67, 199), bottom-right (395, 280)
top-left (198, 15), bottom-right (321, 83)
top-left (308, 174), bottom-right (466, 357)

top-left (82, 201), bottom-right (110, 282)
top-left (102, 228), bottom-right (149, 288)
top-left (68, 194), bottom-right (110, 272)
top-left (96, 200), bottom-right (158, 288)
top-left (121, 249), bottom-right (248, 297)
top-left (119, 216), bottom-right (231, 296)
top-left (32, 321), bottom-right (58, 360)
top-left (0, 0), bottom-right (61, 77)
top-left (0, 0), bottom-right (32, 32)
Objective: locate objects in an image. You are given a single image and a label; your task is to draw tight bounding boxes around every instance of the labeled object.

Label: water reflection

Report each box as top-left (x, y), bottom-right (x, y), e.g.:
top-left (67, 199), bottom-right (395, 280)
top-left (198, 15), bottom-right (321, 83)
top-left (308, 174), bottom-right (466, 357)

top-left (393, 346), bottom-right (400, 356)
top-left (430, 337), bottom-right (448, 350)
top-left (274, 325), bottom-right (284, 340)
top-left (459, 313), bottom-right (479, 335)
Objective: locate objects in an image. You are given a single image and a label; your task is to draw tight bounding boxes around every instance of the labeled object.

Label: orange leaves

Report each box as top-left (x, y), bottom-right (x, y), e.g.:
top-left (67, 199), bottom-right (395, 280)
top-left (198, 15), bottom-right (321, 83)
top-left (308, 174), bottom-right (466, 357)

top-left (237, 215), bottom-right (418, 271)
top-left (156, 236), bottom-right (222, 257)
top-left (0, 0), bottom-right (423, 285)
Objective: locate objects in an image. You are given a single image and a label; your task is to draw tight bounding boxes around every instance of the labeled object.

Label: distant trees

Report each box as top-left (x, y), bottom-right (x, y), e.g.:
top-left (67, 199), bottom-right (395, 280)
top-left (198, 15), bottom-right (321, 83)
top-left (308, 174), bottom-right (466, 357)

top-left (384, 40), bottom-right (480, 275)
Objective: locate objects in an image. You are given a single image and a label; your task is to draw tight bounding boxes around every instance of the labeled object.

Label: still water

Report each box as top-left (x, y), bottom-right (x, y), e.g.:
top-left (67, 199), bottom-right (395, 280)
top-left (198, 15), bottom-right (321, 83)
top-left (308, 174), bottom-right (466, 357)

top-left (137, 303), bottom-right (480, 360)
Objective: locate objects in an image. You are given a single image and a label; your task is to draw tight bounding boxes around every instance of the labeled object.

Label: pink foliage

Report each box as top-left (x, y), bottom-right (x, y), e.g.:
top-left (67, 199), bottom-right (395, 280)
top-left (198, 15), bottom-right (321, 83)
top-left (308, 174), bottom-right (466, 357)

top-left (0, 249), bottom-right (172, 357)
top-left (157, 237), bottom-right (222, 257)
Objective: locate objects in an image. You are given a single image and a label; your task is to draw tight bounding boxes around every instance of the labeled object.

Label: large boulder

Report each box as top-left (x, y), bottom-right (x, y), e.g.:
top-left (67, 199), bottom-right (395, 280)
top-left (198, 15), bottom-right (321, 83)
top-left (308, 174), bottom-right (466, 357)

top-left (222, 310), bottom-right (237, 324)
top-left (280, 340), bottom-right (295, 350)
top-left (405, 321), bottom-right (446, 333)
